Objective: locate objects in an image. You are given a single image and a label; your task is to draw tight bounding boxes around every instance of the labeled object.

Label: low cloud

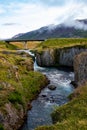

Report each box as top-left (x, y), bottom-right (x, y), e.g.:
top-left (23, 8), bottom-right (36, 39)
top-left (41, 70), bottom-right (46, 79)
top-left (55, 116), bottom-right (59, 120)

top-left (64, 19), bottom-right (87, 30)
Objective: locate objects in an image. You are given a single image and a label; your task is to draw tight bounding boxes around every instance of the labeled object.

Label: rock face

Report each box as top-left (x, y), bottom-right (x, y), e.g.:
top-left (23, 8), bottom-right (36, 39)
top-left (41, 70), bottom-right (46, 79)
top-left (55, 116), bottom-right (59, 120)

top-left (74, 52), bottom-right (87, 86)
top-left (36, 49), bottom-right (56, 66)
top-left (0, 103), bottom-right (24, 130)
top-left (36, 46), bottom-right (87, 67)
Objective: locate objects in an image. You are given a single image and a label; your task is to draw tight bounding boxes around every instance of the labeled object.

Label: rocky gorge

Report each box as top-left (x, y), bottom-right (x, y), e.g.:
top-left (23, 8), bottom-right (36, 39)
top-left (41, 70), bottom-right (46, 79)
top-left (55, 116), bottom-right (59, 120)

top-left (0, 39), bottom-right (87, 130)
top-left (35, 39), bottom-right (87, 130)
top-left (21, 39), bottom-right (87, 130)
top-left (36, 43), bottom-right (87, 86)
top-left (36, 45), bottom-right (87, 67)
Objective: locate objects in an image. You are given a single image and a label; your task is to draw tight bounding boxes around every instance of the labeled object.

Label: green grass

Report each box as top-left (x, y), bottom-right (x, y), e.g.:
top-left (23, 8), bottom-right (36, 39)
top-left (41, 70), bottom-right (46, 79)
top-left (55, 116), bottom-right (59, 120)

top-left (0, 40), bottom-right (19, 50)
top-left (0, 52), bottom-right (48, 109)
top-left (36, 84), bottom-right (87, 130)
top-left (37, 38), bottom-right (87, 50)
top-left (8, 91), bottom-right (23, 104)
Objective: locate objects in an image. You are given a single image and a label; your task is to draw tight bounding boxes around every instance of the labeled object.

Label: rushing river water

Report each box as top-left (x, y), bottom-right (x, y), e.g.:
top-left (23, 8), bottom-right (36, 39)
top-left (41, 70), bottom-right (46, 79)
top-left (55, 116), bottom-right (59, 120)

top-left (20, 50), bottom-right (74, 130)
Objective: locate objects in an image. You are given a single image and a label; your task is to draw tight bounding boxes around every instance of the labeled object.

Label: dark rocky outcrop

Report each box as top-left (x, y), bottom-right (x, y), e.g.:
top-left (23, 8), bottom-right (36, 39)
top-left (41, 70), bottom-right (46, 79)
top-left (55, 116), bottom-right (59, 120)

top-left (0, 103), bottom-right (24, 130)
top-left (36, 46), bottom-right (87, 67)
top-left (74, 52), bottom-right (87, 86)
top-left (36, 49), bottom-right (56, 67)
top-left (70, 81), bottom-right (77, 88)
top-left (48, 84), bottom-right (56, 90)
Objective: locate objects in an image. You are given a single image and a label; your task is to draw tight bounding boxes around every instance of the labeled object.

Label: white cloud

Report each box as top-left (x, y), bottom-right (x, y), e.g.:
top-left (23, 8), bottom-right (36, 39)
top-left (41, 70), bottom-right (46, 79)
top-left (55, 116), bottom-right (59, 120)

top-left (0, 0), bottom-right (87, 39)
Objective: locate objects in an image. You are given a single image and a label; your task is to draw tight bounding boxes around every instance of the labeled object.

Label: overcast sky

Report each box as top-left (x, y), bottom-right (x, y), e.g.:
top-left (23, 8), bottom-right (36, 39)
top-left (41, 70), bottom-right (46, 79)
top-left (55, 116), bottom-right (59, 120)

top-left (0, 0), bottom-right (87, 39)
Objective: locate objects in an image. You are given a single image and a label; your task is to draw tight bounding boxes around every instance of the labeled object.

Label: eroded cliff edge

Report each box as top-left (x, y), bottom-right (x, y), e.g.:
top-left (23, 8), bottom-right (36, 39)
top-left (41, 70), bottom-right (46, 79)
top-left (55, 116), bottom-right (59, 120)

top-left (35, 39), bottom-right (87, 130)
top-left (36, 45), bottom-right (87, 67)
top-left (74, 52), bottom-right (87, 86)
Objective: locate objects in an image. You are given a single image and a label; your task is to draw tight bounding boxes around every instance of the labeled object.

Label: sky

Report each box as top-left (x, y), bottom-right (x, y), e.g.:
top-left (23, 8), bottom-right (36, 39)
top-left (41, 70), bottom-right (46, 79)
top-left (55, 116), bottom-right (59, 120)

top-left (0, 0), bottom-right (87, 39)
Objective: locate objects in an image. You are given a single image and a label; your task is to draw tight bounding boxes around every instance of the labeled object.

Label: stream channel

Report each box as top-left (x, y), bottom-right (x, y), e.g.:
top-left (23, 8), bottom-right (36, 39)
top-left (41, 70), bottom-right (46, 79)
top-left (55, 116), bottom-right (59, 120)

top-left (20, 50), bottom-right (74, 130)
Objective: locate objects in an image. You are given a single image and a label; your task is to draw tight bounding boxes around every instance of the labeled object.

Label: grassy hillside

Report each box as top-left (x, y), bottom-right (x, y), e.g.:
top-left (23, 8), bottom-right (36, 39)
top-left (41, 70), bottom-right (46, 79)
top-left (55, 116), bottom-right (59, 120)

top-left (37, 38), bottom-right (87, 50)
top-left (10, 41), bottom-right (41, 50)
top-left (0, 41), bottom-right (48, 130)
top-left (0, 52), bottom-right (47, 107)
top-left (0, 41), bottom-right (19, 50)
top-left (36, 83), bottom-right (87, 130)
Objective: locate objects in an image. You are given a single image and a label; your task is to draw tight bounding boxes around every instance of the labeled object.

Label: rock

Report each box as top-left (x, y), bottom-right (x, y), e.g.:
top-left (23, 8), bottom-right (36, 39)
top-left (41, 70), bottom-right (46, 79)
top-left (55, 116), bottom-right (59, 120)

top-left (70, 81), bottom-right (77, 88)
top-left (74, 52), bottom-right (87, 86)
top-left (48, 85), bottom-right (56, 90)
top-left (36, 49), bottom-right (56, 67)
top-left (12, 65), bottom-right (19, 71)
top-left (27, 103), bottom-right (32, 110)
top-left (3, 102), bottom-right (24, 130)
top-left (41, 94), bottom-right (47, 97)
top-left (36, 46), bottom-right (87, 67)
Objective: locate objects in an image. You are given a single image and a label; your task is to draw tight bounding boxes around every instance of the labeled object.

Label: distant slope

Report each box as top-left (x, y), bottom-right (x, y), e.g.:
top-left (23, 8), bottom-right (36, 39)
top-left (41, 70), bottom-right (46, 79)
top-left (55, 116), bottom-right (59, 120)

top-left (12, 19), bottom-right (87, 40)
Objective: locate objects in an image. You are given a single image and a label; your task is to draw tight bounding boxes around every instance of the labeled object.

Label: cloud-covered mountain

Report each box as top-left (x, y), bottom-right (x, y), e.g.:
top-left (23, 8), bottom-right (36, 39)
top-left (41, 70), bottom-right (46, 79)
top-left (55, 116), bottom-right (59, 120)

top-left (12, 19), bottom-right (87, 40)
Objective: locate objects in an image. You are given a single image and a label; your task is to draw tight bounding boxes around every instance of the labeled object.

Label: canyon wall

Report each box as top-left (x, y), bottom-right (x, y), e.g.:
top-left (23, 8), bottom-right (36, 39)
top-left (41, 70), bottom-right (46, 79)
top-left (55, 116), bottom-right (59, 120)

top-left (36, 46), bottom-right (87, 67)
top-left (74, 52), bottom-right (87, 86)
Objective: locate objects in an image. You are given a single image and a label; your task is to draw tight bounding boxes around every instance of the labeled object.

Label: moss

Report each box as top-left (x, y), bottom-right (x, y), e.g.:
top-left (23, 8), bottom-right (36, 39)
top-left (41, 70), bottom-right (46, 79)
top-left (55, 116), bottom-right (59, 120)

top-left (8, 91), bottom-right (23, 105)
top-left (0, 124), bottom-right (4, 130)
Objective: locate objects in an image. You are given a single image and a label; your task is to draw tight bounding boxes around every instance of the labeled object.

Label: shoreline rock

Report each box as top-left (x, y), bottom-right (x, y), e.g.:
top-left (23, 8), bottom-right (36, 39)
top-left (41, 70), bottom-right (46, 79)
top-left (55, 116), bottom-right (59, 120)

top-left (70, 81), bottom-right (78, 88)
top-left (48, 84), bottom-right (56, 90)
top-left (36, 46), bottom-right (87, 67)
top-left (74, 52), bottom-right (87, 86)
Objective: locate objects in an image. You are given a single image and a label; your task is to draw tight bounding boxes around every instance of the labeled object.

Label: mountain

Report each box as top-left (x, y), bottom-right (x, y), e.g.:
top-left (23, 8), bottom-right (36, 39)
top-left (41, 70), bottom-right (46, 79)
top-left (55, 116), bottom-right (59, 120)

top-left (12, 19), bottom-right (87, 40)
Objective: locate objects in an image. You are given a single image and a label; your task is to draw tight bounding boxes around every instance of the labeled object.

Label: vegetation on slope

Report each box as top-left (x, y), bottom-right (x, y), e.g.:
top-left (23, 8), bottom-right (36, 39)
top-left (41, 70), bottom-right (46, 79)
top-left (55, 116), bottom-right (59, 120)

top-left (37, 38), bottom-right (87, 51)
top-left (0, 41), bottom-right (18, 50)
top-left (0, 41), bottom-right (48, 130)
top-left (36, 83), bottom-right (87, 130)
top-left (10, 41), bottom-right (41, 50)
top-left (0, 52), bottom-right (47, 106)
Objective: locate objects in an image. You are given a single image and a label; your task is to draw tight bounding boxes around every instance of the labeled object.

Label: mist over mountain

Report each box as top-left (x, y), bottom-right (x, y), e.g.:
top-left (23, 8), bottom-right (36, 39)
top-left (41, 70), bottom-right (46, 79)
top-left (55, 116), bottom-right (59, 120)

top-left (12, 19), bottom-right (87, 40)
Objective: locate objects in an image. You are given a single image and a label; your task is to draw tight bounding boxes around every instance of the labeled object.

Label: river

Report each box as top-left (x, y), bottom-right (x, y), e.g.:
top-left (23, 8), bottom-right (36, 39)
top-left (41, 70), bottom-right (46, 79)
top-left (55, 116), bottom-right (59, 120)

top-left (20, 50), bottom-right (74, 130)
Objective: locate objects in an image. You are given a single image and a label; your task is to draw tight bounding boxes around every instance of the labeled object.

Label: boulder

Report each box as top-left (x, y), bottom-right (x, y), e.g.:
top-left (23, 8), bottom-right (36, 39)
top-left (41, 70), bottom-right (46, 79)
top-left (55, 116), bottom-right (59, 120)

top-left (48, 85), bottom-right (56, 90)
top-left (70, 81), bottom-right (77, 88)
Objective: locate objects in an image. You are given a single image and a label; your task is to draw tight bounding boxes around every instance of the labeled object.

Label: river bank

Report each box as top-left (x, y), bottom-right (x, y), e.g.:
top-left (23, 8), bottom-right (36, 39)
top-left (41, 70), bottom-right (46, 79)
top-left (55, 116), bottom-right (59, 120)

top-left (0, 42), bottom-right (49, 130)
top-left (21, 62), bottom-right (74, 130)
